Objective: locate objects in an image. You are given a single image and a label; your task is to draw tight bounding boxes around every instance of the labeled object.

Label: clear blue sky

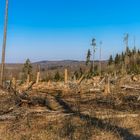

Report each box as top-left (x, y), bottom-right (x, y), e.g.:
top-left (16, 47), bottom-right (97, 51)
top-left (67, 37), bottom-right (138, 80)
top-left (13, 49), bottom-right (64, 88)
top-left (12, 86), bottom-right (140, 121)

top-left (0, 0), bottom-right (140, 62)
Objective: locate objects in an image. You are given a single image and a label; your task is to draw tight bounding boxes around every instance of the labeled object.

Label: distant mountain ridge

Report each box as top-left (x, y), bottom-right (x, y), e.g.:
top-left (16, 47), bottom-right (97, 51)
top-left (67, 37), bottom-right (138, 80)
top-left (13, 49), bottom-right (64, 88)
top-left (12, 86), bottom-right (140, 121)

top-left (34, 60), bottom-right (84, 64)
top-left (33, 60), bottom-right (107, 70)
top-left (33, 60), bottom-right (86, 69)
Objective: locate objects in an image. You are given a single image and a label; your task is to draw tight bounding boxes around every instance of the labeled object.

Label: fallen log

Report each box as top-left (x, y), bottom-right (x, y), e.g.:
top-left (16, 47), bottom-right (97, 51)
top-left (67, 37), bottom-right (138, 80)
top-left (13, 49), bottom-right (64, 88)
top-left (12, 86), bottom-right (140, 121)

top-left (0, 115), bottom-right (16, 121)
top-left (97, 113), bottom-right (139, 119)
top-left (82, 111), bottom-right (139, 119)
top-left (0, 107), bottom-right (14, 115)
top-left (121, 85), bottom-right (140, 90)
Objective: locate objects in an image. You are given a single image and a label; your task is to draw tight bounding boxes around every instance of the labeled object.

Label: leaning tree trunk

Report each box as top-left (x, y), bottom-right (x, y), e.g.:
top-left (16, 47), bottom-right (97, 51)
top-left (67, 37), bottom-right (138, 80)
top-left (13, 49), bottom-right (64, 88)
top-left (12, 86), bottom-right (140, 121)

top-left (0, 0), bottom-right (9, 86)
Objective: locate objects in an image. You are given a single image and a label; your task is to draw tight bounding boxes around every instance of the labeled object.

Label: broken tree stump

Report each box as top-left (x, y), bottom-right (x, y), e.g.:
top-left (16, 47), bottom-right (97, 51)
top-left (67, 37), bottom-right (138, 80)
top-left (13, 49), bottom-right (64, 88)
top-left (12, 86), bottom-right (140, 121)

top-left (12, 77), bottom-right (16, 90)
top-left (36, 72), bottom-right (40, 84)
top-left (73, 75), bottom-right (76, 83)
top-left (47, 80), bottom-right (51, 86)
top-left (131, 75), bottom-right (138, 82)
top-left (64, 69), bottom-right (68, 84)
top-left (104, 76), bottom-right (111, 96)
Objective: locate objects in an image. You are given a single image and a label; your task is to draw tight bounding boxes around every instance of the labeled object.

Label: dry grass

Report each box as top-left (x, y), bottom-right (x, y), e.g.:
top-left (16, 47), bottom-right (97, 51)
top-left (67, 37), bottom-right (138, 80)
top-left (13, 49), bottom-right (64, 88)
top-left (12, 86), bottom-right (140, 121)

top-left (0, 79), bottom-right (139, 140)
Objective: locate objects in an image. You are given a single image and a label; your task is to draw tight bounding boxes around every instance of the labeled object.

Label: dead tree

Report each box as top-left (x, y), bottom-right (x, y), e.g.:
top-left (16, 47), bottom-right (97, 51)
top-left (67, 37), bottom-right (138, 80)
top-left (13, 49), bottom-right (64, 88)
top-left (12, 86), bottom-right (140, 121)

top-left (123, 33), bottom-right (129, 70)
top-left (104, 75), bottom-right (111, 95)
top-left (0, 0), bottom-right (9, 86)
top-left (36, 65), bottom-right (40, 84)
top-left (99, 41), bottom-right (102, 76)
top-left (91, 38), bottom-right (96, 73)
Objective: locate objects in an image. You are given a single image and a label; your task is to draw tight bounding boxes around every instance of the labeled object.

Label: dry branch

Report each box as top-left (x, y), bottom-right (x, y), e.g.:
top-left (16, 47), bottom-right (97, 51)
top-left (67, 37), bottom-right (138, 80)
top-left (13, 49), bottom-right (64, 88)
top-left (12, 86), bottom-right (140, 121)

top-left (77, 75), bottom-right (84, 85)
top-left (121, 85), bottom-right (140, 90)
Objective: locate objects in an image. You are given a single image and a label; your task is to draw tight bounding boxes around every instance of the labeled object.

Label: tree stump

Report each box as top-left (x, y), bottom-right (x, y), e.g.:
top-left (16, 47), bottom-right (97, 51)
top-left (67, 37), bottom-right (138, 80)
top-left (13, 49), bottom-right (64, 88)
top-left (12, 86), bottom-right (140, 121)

top-left (36, 72), bottom-right (40, 84)
top-left (64, 69), bottom-right (68, 84)
top-left (104, 76), bottom-right (111, 96)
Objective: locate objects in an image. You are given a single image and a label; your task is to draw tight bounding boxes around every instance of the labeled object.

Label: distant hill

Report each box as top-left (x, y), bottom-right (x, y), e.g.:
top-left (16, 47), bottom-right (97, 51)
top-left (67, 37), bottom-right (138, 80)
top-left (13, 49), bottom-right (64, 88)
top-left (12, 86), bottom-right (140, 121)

top-left (3, 60), bottom-right (107, 72)
top-left (34, 60), bottom-right (84, 65)
top-left (33, 60), bottom-right (86, 70)
top-left (34, 60), bottom-right (107, 71)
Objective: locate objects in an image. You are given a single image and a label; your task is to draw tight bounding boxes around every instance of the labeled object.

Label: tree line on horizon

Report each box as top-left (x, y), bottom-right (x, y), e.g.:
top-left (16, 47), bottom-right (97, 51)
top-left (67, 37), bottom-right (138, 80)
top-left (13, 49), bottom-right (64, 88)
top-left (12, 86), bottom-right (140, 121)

top-left (108, 46), bottom-right (140, 74)
top-left (107, 33), bottom-right (140, 74)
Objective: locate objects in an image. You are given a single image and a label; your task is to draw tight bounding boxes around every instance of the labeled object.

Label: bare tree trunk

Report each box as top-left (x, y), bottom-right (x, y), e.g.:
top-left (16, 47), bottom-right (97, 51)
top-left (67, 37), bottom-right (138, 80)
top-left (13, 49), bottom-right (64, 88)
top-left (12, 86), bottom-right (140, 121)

top-left (0, 0), bottom-right (9, 86)
top-left (99, 42), bottom-right (102, 76)
top-left (26, 74), bottom-right (30, 86)
top-left (36, 65), bottom-right (40, 84)
top-left (92, 51), bottom-right (95, 74)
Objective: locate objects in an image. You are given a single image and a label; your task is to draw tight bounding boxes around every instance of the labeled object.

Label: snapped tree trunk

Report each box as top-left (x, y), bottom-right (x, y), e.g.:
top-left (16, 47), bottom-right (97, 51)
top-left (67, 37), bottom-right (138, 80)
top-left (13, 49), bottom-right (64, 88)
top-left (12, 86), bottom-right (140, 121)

top-left (64, 69), bottom-right (68, 84)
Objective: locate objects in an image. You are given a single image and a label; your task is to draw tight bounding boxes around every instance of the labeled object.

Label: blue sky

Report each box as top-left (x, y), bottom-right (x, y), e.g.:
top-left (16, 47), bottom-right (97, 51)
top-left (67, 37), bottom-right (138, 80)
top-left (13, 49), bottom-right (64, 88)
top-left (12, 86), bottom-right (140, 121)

top-left (0, 0), bottom-right (140, 62)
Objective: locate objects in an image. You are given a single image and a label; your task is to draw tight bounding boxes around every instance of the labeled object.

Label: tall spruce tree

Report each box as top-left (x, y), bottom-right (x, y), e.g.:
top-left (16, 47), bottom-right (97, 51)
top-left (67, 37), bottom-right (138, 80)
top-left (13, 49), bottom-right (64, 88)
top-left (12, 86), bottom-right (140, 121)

top-left (86, 49), bottom-right (91, 66)
top-left (54, 71), bottom-right (61, 81)
top-left (115, 54), bottom-right (120, 65)
top-left (22, 59), bottom-right (32, 80)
